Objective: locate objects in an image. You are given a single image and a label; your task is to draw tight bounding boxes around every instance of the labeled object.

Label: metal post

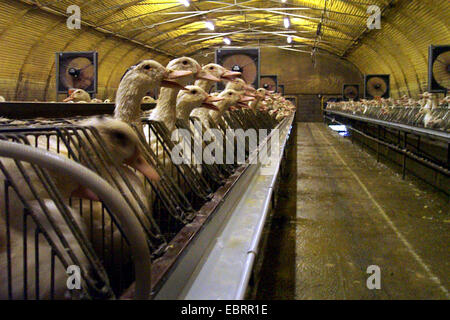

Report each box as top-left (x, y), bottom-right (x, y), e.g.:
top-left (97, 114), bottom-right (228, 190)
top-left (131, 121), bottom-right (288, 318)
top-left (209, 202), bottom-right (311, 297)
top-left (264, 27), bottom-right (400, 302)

top-left (402, 132), bottom-right (407, 179)
top-left (377, 125), bottom-right (380, 163)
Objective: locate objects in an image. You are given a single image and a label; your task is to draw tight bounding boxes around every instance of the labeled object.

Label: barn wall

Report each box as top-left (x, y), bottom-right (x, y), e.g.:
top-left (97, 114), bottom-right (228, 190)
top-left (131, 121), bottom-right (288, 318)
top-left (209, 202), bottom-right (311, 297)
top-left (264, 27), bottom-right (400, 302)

top-left (0, 0), bottom-right (170, 102)
top-left (195, 47), bottom-right (362, 122)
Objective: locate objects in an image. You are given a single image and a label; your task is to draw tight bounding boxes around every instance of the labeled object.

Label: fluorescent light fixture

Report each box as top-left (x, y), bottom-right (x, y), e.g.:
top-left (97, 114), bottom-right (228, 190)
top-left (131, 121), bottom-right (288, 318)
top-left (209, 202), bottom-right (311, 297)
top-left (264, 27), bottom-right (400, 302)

top-left (223, 37), bottom-right (231, 45)
top-left (205, 20), bottom-right (215, 30)
top-left (287, 36), bottom-right (293, 43)
top-left (283, 16), bottom-right (290, 28)
top-left (179, 0), bottom-right (190, 7)
top-left (281, 0), bottom-right (287, 2)
top-left (329, 125), bottom-right (347, 132)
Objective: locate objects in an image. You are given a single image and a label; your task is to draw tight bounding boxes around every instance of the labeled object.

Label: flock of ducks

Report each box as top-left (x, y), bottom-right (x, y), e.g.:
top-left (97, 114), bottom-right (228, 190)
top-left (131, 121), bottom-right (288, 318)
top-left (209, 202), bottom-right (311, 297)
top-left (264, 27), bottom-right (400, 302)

top-left (326, 92), bottom-right (450, 131)
top-left (0, 56), bottom-right (295, 299)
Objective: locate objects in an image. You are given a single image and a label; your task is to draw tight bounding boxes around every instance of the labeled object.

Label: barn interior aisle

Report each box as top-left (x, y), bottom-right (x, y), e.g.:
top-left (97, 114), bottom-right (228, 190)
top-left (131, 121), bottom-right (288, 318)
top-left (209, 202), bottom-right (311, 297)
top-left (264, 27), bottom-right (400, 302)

top-left (256, 123), bottom-right (449, 300)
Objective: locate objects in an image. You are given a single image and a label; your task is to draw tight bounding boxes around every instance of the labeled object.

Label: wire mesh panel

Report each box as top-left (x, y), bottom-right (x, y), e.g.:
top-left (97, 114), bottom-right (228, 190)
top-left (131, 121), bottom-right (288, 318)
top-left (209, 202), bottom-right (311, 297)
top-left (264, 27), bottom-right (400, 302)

top-left (0, 135), bottom-right (114, 299)
top-left (0, 121), bottom-right (165, 298)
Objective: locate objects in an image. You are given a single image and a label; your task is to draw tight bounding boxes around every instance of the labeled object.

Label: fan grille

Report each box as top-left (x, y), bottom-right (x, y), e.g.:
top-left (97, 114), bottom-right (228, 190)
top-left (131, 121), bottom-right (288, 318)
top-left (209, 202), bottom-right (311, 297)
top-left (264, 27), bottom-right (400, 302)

top-left (56, 52), bottom-right (98, 94)
top-left (432, 50), bottom-right (450, 90)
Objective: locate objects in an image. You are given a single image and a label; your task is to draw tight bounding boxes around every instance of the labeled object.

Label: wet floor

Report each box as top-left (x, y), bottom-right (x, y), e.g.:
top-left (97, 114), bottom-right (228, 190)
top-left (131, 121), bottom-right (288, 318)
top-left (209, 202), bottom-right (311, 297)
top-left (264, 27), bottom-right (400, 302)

top-left (255, 122), bottom-right (449, 300)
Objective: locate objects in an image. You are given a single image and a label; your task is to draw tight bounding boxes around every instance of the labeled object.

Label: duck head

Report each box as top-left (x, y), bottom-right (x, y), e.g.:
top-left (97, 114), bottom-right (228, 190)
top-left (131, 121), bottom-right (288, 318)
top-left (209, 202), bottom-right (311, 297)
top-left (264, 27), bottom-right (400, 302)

top-left (177, 85), bottom-right (222, 111)
top-left (64, 89), bottom-right (91, 102)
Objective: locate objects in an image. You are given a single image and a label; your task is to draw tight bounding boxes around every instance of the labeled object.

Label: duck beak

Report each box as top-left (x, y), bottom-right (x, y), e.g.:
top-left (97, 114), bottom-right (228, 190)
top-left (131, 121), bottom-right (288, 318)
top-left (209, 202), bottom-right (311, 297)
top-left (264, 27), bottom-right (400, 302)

top-left (201, 95), bottom-right (223, 110)
top-left (245, 85), bottom-right (256, 92)
top-left (240, 95), bottom-right (255, 102)
top-left (161, 69), bottom-right (192, 90)
top-left (244, 91), bottom-right (257, 98)
top-left (125, 148), bottom-right (160, 182)
top-left (221, 70), bottom-right (241, 81)
top-left (166, 69), bottom-right (193, 80)
top-left (63, 96), bottom-right (74, 102)
top-left (196, 70), bottom-right (221, 82)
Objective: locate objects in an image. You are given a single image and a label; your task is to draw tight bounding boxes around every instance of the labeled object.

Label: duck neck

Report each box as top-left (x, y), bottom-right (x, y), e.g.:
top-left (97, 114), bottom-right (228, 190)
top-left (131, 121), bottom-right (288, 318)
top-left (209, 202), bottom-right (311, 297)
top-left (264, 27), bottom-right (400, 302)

top-left (249, 97), bottom-right (261, 110)
top-left (195, 79), bottom-right (213, 93)
top-left (114, 75), bottom-right (147, 124)
top-left (151, 87), bottom-right (179, 131)
top-left (210, 99), bottom-right (230, 122)
top-left (177, 103), bottom-right (197, 121)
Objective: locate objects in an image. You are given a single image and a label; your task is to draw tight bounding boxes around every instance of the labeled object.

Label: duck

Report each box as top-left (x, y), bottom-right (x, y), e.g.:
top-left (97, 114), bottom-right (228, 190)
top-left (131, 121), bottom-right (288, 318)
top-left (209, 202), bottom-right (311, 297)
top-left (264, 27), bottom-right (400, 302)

top-left (113, 59), bottom-right (193, 126)
top-left (249, 88), bottom-right (266, 111)
top-left (0, 96), bottom-right (5, 102)
top-left (0, 116), bottom-right (158, 299)
top-left (148, 57), bottom-right (221, 132)
top-left (90, 98), bottom-right (103, 103)
top-left (63, 89), bottom-right (91, 103)
top-left (195, 63), bottom-right (241, 93)
top-left (209, 90), bottom-right (245, 124)
top-left (225, 78), bottom-right (256, 97)
top-left (176, 85), bottom-right (221, 122)
top-left (191, 89), bottom-right (248, 129)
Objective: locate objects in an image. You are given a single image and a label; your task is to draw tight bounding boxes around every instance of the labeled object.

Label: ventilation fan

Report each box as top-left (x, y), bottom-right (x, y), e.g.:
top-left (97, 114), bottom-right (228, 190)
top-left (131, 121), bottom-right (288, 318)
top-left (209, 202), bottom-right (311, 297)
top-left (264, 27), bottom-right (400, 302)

top-left (56, 51), bottom-right (98, 94)
top-left (260, 75), bottom-right (278, 92)
top-left (278, 84), bottom-right (285, 95)
top-left (343, 84), bottom-right (360, 101)
top-left (428, 45), bottom-right (450, 94)
top-left (216, 48), bottom-right (260, 90)
top-left (364, 74), bottom-right (390, 99)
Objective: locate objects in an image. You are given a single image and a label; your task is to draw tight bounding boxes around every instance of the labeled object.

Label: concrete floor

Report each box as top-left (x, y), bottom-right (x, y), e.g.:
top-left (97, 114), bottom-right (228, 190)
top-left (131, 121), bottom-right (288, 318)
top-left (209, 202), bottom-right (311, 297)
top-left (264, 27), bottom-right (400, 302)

top-left (256, 122), bottom-right (449, 300)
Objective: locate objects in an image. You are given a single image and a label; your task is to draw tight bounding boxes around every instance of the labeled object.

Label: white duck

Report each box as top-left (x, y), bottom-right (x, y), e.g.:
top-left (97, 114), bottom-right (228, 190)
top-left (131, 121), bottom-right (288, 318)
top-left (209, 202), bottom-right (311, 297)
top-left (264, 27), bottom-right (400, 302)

top-left (149, 57), bottom-right (220, 132)
top-left (176, 85), bottom-right (221, 122)
top-left (195, 63), bottom-right (241, 93)
top-left (63, 89), bottom-right (91, 103)
top-left (114, 59), bottom-right (192, 126)
top-left (0, 117), bottom-right (158, 299)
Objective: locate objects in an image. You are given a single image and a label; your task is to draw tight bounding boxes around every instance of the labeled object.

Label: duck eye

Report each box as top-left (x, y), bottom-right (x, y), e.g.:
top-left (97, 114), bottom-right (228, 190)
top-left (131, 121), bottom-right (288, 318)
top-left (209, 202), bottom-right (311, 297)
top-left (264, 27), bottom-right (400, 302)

top-left (144, 65), bottom-right (151, 70)
top-left (111, 130), bottom-right (127, 143)
top-left (209, 66), bottom-right (214, 70)
top-left (182, 60), bottom-right (188, 65)
top-left (191, 90), bottom-right (197, 94)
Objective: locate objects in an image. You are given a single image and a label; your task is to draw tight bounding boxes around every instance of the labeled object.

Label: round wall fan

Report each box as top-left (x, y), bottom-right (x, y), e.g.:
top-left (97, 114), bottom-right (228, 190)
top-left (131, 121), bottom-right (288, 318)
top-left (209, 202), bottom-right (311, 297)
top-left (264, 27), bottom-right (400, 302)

top-left (222, 54), bottom-right (257, 85)
top-left (431, 49), bottom-right (450, 92)
top-left (343, 84), bottom-right (359, 100)
top-left (260, 76), bottom-right (278, 92)
top-left (364, 74), bottom-right (390, 99)
top-left (56, 51), bottom-right (98, 93)
top-left (216, 48), bottom-right (260, 90)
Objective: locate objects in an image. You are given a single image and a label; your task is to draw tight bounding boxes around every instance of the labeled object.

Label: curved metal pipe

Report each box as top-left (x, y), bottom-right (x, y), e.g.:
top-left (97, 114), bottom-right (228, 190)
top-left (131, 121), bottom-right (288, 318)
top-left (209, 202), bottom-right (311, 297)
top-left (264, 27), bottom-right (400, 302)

top-left (0, 140), bottom-right (151, 300)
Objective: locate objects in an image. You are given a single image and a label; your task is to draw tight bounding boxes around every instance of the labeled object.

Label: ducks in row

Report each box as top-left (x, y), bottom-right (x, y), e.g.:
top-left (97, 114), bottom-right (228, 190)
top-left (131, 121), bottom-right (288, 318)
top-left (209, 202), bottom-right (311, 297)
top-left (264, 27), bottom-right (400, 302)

top-left (326, 92), bottom-right (449, 131)
top-left (0, 55), bottom-right (295, 299)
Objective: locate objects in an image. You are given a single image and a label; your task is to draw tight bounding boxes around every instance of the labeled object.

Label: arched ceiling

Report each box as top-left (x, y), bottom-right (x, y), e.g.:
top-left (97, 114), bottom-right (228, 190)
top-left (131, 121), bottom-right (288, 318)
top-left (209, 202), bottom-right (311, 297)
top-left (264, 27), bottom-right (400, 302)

top-left (0, 0), bottom-right (448, 101)
top-left (17, 0), bottom-right (388, 58)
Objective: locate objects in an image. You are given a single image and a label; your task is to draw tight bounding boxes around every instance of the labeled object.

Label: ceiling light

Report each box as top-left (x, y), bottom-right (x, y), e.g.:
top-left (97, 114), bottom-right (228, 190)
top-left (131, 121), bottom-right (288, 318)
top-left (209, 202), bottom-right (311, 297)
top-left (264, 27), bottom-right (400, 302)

top-left (179, 0), bottom-right (190, 7)
top-left (281, 0), bottom-right (287, 2)
top-left (223, 37), bottom-right (231, 45)
top-left (283, 17), bottom-right (290, 28)
top-left (205, 20), bottom-right (215, 30)
top-left (287, 36), bottom-right (293, 43)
